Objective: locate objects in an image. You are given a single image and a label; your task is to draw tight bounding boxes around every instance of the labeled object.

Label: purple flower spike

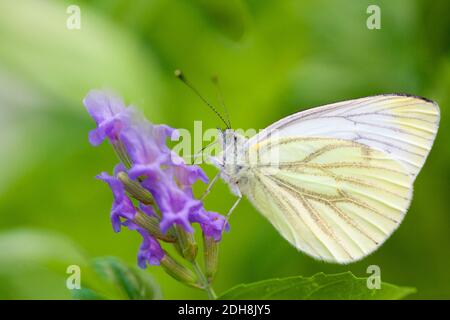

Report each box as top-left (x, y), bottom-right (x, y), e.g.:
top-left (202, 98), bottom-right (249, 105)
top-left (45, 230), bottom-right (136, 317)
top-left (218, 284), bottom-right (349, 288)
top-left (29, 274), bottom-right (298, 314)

top-left (174, 165), bottom-right (209, 187)
top-left (121, 220), bottom-right (165, 267)
top-left (120, 125), bottom-right (170, 180)
top-left (113, 163), bottom-right (127, 176)
top-left (97, 172), bottom-right (136, 232)
top-left (191, 209), bottom-right (230, 241)
top-left (151, 183), bottom-right (203, 233)
top-left (139, 203), bottom-right (157, 217)
top-left (86, 89), bottom-right (230, 270)
top-left (203, 212), bottom-right (230, 241)
top-left (84, 90), bottom-right (130, 146)
top-left (137, 229), bottom-right (165, 267)
top-left (153, 124), bottom-right (179, 151)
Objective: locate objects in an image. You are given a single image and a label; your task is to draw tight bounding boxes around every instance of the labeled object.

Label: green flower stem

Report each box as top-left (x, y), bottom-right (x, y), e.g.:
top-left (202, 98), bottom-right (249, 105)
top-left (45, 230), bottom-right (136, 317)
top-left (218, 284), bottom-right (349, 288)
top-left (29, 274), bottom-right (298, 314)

top-left (192, 260), bottom-right (217, 300)
top-left (172, 227), bottom-right (216, 299)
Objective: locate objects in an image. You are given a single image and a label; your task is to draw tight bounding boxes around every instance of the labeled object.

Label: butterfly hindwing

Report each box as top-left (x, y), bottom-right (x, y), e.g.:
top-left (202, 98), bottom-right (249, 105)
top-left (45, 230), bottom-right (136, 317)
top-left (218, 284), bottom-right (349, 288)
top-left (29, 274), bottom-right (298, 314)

top-left (241, 137), bottom-right (413, 263)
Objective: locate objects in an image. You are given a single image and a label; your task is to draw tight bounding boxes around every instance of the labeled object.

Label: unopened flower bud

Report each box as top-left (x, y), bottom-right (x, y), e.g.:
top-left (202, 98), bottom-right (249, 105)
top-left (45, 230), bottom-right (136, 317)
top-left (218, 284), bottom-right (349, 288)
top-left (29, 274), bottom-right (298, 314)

top-left (203, 234), bottom-right (219, 283)
top-left (112, 141), bottom-right (132, 169)
top-left (174, 225), bottom-right (198, 262)
top-left (161, 252), bottom-right (200, 288)
top-left (117, 171), bottom-right (154, 205)
top-left (134, 211), bottom-right (176, 243)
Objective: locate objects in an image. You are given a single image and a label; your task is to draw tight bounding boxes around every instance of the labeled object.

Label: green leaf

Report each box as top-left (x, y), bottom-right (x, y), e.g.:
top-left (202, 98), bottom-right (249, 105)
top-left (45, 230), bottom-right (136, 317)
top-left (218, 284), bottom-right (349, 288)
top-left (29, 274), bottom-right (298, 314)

top-left (75, 257), bottom-right (162, 300)
top-left (219, 272), bottom-right (416, 300)
top-left (71, 288), bottom-right (105, 300)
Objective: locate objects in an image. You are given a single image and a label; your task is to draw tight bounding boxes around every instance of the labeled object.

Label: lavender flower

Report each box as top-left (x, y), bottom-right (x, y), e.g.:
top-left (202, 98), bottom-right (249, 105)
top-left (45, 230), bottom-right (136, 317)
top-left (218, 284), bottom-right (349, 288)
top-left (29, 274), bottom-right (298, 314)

top-left (84, 89), bottom-right (229, 271)
top-left (137, 230), bottom-right (165, 267)
top-left (96, 166), bottom-right (165, 266)
top-left (96, 170), bottom-right (135, 233)
top-left (125, 221), bottom-right (165, 267)
top-left (83, 90), bottom-right (130, 146)
top-left (192, 210), bottom-right (229, 241)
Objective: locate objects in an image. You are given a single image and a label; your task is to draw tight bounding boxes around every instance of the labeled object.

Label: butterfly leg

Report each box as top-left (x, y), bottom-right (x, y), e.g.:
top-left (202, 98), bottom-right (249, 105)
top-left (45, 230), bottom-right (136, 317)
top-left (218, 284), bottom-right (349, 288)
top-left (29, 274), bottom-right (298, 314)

top-left (225, 195), bottom-right (242, 222)
top-left (200, 171), bottom-right (220, 201)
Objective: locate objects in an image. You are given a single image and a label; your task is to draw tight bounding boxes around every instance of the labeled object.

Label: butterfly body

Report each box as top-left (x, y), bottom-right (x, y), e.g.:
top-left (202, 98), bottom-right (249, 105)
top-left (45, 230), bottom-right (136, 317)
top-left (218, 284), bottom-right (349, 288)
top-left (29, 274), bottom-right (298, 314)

top-left (212, 94), bottom-right (439, 264)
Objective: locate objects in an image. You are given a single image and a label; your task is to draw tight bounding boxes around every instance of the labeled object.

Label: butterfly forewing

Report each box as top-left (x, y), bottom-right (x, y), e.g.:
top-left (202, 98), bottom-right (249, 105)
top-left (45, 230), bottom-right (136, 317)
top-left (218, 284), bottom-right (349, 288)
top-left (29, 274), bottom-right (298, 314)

top-left (249, 95), bottom-right (439, 179)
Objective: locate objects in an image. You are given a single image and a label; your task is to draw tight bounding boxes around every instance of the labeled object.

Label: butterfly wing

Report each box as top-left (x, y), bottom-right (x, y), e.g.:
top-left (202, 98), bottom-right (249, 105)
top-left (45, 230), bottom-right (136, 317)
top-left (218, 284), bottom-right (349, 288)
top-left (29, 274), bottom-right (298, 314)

top-left (249, 94), bottom-right (440, 179)
top-left (242, 137), bottom-right (413, 263)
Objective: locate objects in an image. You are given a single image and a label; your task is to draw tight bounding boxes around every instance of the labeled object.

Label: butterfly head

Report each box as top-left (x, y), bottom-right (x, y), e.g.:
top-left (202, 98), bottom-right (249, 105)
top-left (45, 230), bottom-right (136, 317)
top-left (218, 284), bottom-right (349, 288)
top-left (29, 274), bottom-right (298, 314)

top-left (207, 128), bottom-right (248, 196)
top-left (216, 128), bottom-right (247, 155)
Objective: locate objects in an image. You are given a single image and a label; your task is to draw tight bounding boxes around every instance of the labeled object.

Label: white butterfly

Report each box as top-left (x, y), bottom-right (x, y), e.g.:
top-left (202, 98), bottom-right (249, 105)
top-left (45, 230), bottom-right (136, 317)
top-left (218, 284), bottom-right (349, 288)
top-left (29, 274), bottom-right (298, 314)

top-left (210, 94), bottom-right (440, 264)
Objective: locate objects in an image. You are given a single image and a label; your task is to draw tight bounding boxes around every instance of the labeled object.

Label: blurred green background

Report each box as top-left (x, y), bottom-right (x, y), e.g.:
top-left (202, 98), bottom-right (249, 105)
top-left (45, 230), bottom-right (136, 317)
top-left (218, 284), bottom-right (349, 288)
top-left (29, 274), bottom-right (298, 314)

top-left (0, 0), bottom-right (449, 299)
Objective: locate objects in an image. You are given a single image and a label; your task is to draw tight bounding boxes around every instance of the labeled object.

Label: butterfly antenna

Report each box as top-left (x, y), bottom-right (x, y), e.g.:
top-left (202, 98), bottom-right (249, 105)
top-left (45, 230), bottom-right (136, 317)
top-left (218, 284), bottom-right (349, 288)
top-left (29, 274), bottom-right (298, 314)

top-left (190, 140), bottom-right (218, 165)
top-left (211, 75), bottom-right (231, 128)
top-left (175, 69), bottom-right (230, 129)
